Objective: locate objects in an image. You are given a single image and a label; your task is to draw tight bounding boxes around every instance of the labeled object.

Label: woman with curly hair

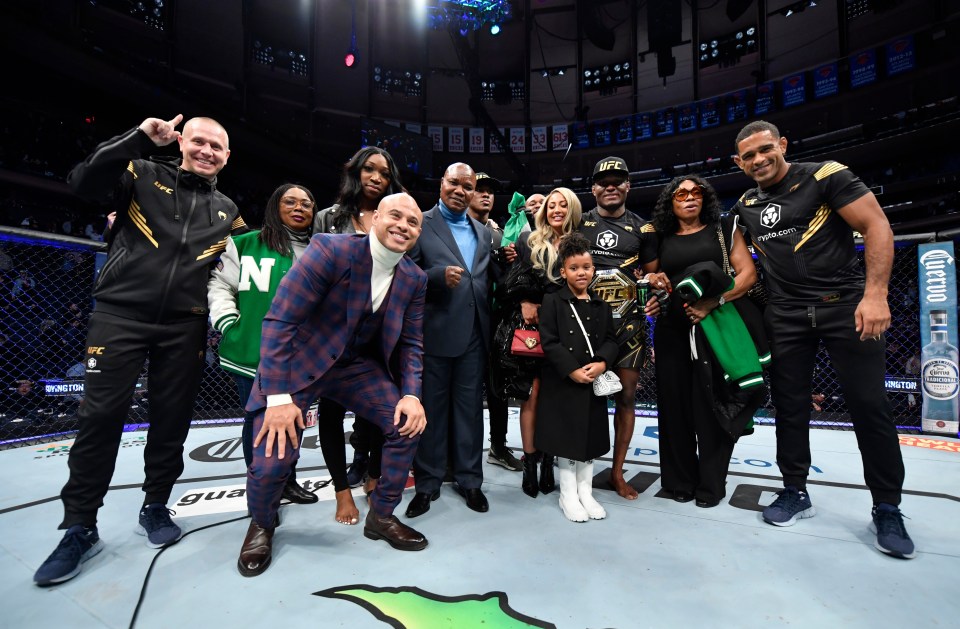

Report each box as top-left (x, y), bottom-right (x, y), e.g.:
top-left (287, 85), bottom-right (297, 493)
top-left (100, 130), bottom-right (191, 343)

top-left (208, 183), bottom-right (320, 508)
top-left (646, 174), bottom-right (760, 508)
top-left (494, 186), bottom-right (583, 498)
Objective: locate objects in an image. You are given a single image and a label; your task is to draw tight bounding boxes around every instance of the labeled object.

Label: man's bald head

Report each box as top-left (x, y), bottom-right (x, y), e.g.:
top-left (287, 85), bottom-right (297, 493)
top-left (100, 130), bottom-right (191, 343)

top-left (439, 163), bottom-right (476, 213)
top-left (373, 192), bottom-right (422, 253)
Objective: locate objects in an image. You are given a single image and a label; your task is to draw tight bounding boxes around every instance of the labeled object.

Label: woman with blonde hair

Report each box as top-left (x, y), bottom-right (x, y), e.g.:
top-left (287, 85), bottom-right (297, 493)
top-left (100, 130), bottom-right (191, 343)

top-left (493, 187), bottom-right (583, 498)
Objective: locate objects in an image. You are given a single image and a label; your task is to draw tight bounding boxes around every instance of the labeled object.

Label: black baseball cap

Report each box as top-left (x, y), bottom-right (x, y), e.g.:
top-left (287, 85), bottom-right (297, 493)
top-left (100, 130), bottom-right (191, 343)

top-left (475, 172), bottom-right (502, 192)
top-left (592, 157), bottom-right (630, 181)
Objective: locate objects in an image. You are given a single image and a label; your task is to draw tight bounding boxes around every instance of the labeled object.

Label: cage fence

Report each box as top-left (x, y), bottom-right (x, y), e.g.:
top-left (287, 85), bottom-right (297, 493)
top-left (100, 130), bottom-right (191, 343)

top-left (0, 229), bottom-right (934, 449)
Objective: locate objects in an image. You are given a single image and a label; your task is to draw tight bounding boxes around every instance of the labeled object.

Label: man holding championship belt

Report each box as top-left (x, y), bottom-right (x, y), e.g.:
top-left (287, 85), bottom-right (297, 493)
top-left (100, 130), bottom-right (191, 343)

top-left (579, 157), bottom-right (662, 500)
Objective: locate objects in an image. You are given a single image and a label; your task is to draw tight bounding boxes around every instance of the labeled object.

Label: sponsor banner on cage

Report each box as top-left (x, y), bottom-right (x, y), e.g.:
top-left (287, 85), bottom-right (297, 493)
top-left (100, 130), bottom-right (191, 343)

top-left (917, 242), bottom-right (958, 435)
top-left (41, 378), bottom-right (147, 397)
top-left (885, 377), bottom-right (919, 393)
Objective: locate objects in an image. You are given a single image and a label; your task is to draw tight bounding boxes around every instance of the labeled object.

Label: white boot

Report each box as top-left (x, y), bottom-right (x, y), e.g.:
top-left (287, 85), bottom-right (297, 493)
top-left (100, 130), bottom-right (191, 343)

top-left (558, 458), bottom-right (588, 522)
top-left (576, 461), bottom-right (606, 520)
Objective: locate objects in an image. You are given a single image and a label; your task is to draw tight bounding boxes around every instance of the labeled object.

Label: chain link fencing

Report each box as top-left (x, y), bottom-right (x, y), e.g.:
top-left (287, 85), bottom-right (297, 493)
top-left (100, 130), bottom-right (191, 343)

top-left (0, 228), bottom-right (937, 449)
top-left (0, 228), bottom-right (244, 448)
top-left (630, 238), bottom-right (930, 430)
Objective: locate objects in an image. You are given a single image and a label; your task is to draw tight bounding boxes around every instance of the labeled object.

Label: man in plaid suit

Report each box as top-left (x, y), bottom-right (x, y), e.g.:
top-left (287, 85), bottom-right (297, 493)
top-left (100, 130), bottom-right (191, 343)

top-left (237, 193), bottom-right (429, 577)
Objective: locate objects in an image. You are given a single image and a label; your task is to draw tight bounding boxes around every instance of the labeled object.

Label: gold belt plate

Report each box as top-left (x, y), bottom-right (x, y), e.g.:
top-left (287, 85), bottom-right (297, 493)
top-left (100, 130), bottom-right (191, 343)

top-left (589, 269), bottom-right (637, 318)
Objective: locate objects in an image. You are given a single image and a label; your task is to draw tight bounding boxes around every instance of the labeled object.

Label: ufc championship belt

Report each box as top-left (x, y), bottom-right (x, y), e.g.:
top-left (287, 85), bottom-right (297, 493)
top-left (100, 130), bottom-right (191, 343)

top-left (589, 269), bottom-right (638, 319)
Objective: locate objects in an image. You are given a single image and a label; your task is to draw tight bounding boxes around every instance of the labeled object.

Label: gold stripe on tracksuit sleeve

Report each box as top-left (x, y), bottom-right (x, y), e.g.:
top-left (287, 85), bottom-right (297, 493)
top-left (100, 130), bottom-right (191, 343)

top-left (813, 162), bottom-right (848, 181)
top-left (197, 238), bottom-right (228, 261)
top-left (127, 200), bottom-right (158, 248)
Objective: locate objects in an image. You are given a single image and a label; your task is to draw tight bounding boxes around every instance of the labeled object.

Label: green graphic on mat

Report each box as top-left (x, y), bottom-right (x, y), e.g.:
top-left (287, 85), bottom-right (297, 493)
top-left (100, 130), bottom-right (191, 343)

top-left (314, 585), bottom-right (555, 629)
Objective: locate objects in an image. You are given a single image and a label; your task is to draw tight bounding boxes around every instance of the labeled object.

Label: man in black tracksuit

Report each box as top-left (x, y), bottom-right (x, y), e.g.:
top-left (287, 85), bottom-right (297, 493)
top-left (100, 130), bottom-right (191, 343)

top-left (732, 120), bottom-right (914, 559)
top-left (34, 114), bottom-right (247, 586)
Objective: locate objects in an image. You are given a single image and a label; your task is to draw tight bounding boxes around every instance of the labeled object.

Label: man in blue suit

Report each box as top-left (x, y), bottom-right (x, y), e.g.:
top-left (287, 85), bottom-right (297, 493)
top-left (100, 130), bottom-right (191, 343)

top-left (237, 193), bottom-right (429, 577)
top-left (406, 162), bottom-right (495, 518)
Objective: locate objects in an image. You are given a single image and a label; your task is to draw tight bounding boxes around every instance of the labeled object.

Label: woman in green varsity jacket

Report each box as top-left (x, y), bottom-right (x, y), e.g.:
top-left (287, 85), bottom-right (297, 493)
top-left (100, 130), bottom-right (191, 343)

top-left (647, 175), bottom-right (761, 509)
top-left (207, 183), bottom-right (351, 517)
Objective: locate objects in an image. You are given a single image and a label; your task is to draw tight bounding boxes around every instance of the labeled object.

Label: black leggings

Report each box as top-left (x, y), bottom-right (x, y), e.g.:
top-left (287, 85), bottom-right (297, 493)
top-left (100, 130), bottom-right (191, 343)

top-left (319, 398), bottom-right (383, 491)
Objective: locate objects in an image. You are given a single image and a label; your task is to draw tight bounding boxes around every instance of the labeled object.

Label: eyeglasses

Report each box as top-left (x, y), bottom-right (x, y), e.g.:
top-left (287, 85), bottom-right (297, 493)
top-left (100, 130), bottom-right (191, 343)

top-left (672, 186), bottom-right (703, 202)
top-left (280, 198), bottom-right (314, 210)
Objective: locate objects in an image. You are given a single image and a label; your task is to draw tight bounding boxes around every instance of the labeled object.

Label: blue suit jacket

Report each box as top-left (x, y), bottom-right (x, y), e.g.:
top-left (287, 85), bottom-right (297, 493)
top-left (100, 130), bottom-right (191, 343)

top-left (410, 205), bottom-right (493, 357)
top-left (249, 233), bottom-right (427, 411)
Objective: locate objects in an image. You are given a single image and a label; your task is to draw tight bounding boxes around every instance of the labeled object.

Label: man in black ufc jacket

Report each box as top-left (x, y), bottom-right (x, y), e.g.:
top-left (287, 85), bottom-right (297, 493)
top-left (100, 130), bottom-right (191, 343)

top-left (34, 114), bottom-right (247, 586)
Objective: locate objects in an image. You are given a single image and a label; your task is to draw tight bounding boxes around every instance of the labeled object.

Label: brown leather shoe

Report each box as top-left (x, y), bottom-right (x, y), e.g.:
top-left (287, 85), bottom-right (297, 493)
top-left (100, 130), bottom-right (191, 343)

top-left (363, 511), bottom-right (428, 551)
top-left (237, 519), bottom-right (275, 577)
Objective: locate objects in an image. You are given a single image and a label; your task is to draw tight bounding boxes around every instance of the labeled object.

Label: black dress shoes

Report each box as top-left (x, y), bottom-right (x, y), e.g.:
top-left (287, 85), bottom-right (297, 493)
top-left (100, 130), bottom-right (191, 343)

top-left (404, 490), bottom-right (440, 518)
top-left (237, 519), bottom-right (275, 577)
top-left (281, 480), bottom-right (318, 504)
top-left (363, 511), bottom-right (428, 551)
top-left (673, 491), bottom-right (694, 503)
top-left (456, 486), bottom-right (489, 513)
top-left (696, 497), bottom-right (721, 508)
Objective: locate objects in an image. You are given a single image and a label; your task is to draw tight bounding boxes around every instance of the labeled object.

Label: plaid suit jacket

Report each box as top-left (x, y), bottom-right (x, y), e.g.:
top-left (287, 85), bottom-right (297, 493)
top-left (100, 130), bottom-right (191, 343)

top-left (249, 233), bottom-right (427, 411)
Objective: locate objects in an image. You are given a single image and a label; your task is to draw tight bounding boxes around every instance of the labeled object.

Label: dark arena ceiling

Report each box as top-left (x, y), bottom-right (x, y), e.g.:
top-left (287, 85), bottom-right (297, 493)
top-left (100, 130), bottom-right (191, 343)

top-left (2, 1), bottom-right (959, 228)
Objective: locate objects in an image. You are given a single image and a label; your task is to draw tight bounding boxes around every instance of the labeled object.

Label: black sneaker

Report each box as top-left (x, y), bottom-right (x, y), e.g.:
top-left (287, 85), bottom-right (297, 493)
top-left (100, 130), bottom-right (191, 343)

top-left (487, 443), bottom-right (522, 471)
top-left (762, 486), bottom-right (815, 527)
top-left (870, 503), bottom-right (916, 559)
top-left (136, 504), bottom-right (183, 549)
top-left (34, 525), bottom-right (104, 586)
top-left (346, 452), bottom-right (369, 488)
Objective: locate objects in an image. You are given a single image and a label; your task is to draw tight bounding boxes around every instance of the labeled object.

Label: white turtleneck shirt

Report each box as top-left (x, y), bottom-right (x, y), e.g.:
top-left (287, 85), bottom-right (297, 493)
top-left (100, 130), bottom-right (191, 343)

top-left (266, 229), bottom-right (407, 408)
